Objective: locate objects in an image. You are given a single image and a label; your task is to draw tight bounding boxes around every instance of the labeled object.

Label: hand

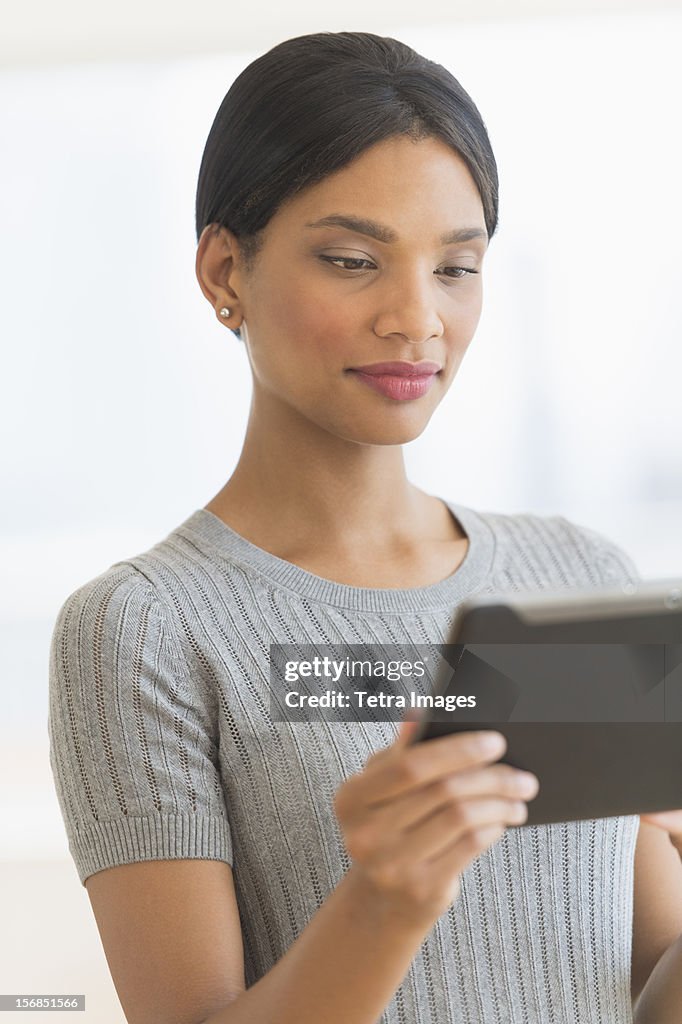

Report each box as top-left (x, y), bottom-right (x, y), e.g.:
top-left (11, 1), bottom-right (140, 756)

top-left (333, 719), bottom-right (540, 928)
top-left (639, 809), bottom-right (682, 856)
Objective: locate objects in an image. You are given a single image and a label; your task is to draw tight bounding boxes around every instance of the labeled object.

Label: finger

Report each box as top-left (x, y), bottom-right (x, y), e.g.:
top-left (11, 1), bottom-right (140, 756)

top-left (360, 763), bottom-right (538, 836)
top-left (366, 797), bottom-right (526, 874)
top-left (425, 822), bottom-right (507, 882)
top-left (397, 715), bottom-right (422, 744)
top-left (356, 715), bottom-right (422, 773)
top-left (640, 810), bottom-right (682, 831)
top-left (360, 729), bottom-right (508, 807)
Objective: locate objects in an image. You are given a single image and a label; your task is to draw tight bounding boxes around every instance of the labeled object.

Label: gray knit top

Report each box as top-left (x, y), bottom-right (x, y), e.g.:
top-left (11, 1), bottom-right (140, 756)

top-left (48, 499), bottom-right (641, 1023)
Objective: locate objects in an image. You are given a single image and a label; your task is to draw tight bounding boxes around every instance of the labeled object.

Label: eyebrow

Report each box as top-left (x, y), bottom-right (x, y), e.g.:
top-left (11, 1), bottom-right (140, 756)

top-left (304, 214), bottom-right (488, 246)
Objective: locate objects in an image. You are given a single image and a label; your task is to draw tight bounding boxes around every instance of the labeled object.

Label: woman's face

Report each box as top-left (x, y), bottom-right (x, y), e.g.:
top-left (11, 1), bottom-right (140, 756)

top-left (213, 134), bottom-right (488, 446)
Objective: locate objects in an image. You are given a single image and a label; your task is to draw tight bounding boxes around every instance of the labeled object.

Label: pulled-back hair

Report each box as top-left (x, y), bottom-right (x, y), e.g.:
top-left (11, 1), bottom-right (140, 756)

top-left (195, 31), bottom-right (499, 338)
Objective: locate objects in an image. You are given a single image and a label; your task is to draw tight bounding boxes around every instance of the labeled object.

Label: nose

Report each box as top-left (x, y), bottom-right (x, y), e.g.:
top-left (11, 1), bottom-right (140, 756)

top-left (372, 270), bottom-right (444, 345)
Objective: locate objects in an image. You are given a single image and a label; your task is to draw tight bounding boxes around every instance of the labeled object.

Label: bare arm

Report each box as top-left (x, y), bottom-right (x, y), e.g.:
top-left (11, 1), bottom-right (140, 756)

top-left (631, 821), bottom-right (682, 1022)
top-left (86, 856), bottom-right (428, 1024)
top-left (85, 859), bottom-right (247, 1024)
top-left (199, 864), bottom-right (436, 1024)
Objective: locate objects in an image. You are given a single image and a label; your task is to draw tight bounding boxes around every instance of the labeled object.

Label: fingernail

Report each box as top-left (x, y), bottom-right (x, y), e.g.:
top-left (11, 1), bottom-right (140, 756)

top-left (479, 732), bottom-right (505, 754)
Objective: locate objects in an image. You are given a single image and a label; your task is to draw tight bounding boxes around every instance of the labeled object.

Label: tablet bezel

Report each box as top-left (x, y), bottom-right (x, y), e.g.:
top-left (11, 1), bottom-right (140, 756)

top-left (409, 577), bottom-right (682, 826)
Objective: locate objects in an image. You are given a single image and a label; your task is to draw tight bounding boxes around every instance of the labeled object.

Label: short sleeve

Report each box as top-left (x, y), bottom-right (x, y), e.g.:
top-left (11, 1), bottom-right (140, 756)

top-left (555, 516), bottom-right (642, 586)
top-left (48, 565), bottom-right (233, 886)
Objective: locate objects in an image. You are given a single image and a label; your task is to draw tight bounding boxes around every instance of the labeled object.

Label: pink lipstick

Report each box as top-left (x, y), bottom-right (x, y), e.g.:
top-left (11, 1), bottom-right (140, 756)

top-left (347, 360), bottom-right (442, 401)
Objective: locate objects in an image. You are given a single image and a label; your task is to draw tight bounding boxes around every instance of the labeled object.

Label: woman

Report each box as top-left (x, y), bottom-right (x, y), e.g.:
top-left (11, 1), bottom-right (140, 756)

top-left (48, 30), bottom-right (682, 1024)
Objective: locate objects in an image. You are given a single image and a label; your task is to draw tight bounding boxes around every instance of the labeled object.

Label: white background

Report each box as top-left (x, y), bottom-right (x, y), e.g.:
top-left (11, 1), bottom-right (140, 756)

top-left (1, 4), bottom-right (681, 1020)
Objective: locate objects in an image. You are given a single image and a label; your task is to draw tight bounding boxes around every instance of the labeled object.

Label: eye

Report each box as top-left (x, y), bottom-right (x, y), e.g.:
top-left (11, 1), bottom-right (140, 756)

top-left (319, 255), bottom-right (479, 280)
top-left (438, 266), bottom-right (479, 280)
top-left (319, 256), bottom-right (374, 271)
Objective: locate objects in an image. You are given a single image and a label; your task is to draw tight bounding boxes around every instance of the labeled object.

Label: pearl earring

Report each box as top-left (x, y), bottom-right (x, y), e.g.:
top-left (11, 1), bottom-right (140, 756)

top-left (219, 307), bottom-right (231, 318)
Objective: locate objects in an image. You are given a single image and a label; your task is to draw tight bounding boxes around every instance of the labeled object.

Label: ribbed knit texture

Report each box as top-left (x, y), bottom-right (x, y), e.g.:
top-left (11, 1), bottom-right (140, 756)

top-left (48, 498), bottom-right (641, 1023)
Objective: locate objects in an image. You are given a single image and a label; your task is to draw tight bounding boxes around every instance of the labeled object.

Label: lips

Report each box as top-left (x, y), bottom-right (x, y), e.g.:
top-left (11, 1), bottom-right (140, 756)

top-left (349, 360), bottom-right (442, 376)
top-left (346, 360), bottom-right (442, 401)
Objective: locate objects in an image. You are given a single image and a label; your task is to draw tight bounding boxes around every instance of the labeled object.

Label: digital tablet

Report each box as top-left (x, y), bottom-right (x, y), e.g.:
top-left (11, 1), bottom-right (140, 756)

top-left (409, 577), bottom-right (682, 826)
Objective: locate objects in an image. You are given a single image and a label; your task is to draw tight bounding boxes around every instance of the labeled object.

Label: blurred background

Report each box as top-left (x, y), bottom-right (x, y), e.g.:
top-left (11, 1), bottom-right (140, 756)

top-left (2, 0), bottom-right (681, 1019)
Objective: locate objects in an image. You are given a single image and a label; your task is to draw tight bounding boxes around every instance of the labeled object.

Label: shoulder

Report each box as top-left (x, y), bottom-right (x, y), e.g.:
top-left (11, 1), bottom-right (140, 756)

top-left (50, 561), bottom-right (166, 659)
top-left (48, 559), bottom-right (193, 721)
top-left (468, 505), bottom-right (640, 590)
top-left (546, 512), bottom-right (640, 586)
top-left (54, 559), bottom-right (157, 612)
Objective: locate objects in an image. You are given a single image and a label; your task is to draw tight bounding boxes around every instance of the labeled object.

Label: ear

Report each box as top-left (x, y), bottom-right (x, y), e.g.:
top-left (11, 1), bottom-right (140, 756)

top-left (195, 224), bottom-right (244, 329)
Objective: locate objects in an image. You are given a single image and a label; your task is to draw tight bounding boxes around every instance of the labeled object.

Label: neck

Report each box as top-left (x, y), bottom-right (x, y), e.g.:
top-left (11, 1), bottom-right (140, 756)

top-left (204, 397), bottom-right (454, 555)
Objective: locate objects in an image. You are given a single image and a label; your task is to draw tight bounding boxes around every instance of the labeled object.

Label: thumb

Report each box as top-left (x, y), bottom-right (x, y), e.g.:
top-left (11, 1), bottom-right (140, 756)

top-left (395, 710), bottom-right (423, 747)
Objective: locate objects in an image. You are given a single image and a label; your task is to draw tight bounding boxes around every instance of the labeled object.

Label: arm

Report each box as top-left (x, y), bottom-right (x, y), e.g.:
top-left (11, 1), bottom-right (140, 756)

top-left (85, 860), bottom-right (246, 1024)
top-left (87, 724), bottom-right (528, 1024)
top-left (631, 820), bottom-right (682, 1022)
top-left (85, 857), bottom-right (431, 1024)
top-left (199, 865), bottom-right (435, 1024)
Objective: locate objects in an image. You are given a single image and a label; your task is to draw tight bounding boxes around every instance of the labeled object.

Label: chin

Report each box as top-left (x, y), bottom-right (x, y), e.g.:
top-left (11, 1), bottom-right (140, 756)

top-left (333, 417), bottom-right (433, 447)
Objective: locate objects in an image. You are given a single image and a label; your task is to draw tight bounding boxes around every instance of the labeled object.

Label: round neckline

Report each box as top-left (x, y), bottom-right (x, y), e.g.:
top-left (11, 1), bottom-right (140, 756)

top-left (177, 497), bottom-right (496, 613)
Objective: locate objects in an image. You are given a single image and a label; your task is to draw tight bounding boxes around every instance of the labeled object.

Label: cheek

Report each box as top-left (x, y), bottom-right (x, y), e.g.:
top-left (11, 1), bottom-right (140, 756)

top-left (271, 275), bottom-right (356, 361)
top-left (247, 274), bottom-right (356, 392)
top-left (441, 289), bottom-right (483, 373)
top-left (451, 284), bottom-right (484, 341)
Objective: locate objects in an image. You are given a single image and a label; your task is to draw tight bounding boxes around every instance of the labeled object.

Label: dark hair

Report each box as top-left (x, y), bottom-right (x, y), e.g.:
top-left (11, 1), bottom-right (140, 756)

top-left (195, 31), bottom-right (499, 339)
